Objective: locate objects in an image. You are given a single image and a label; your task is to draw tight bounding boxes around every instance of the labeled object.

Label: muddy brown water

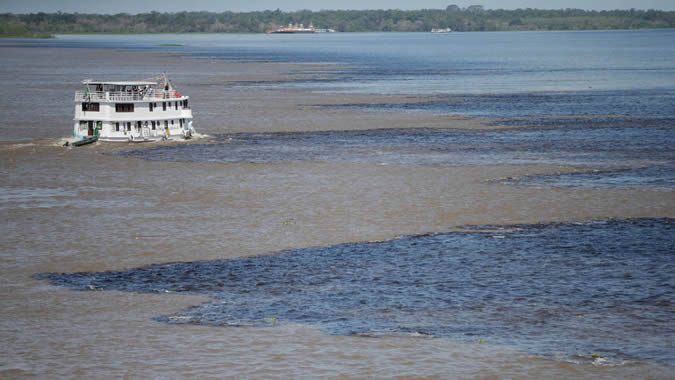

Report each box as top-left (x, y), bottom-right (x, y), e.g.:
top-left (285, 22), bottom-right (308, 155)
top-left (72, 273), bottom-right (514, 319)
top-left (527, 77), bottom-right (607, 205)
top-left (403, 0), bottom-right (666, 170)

top-left (1, 45), bottom-right (673, 378)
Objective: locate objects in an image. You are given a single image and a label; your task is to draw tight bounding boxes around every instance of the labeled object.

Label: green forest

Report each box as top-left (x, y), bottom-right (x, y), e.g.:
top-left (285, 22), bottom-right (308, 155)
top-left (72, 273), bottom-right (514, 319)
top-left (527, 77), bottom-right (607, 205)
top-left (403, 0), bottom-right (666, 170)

top-left (1, 5), bottom-right (674, 37)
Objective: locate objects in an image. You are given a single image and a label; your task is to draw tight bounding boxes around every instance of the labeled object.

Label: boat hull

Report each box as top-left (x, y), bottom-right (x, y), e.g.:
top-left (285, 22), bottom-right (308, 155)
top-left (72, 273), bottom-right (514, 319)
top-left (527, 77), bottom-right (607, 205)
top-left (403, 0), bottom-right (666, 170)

top-left (97, 134), bottom-right (191, 143)
top-left (270, 30), bottom-right (316, 33)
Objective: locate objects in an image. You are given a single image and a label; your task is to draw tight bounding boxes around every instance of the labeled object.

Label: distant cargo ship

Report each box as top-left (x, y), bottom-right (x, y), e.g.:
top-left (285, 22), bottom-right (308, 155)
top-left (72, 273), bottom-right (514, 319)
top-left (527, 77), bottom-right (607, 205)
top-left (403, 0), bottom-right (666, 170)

top-left (267, 23), bottom-right (335, 34)
top-left (431, 28), bottom-right (452, 33)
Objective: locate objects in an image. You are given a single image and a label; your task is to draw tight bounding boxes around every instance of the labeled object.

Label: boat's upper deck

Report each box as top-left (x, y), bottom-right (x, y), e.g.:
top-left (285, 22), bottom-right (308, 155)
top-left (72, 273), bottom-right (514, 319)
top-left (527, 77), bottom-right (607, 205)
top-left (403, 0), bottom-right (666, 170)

top-left (75, 78), bottom-right (187, 102)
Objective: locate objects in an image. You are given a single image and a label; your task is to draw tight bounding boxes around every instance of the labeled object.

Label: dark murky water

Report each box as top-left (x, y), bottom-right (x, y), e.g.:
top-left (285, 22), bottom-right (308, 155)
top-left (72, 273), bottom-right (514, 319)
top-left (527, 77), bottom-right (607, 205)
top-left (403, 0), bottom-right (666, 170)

top-left (498, 165), bottom-right (675, 189)
top-left (38, 218), bottom-right (675, 364)
top-left (331, 89), bottom-right (675, 121)
top-left (119, 124), bottom-right (675, 189)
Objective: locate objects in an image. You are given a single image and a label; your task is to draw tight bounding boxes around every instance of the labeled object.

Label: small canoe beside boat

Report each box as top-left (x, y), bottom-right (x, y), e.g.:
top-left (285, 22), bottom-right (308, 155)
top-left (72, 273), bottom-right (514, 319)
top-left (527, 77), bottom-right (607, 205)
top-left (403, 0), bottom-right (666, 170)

top-left (71, 135), bottom-right (99, 146)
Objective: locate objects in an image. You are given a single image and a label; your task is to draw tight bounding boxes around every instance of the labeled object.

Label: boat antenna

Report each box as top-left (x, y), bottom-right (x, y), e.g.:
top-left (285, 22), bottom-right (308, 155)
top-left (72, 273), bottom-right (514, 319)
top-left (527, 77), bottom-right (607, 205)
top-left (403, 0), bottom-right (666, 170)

top-left (162, 72), bottom-right (172, 90)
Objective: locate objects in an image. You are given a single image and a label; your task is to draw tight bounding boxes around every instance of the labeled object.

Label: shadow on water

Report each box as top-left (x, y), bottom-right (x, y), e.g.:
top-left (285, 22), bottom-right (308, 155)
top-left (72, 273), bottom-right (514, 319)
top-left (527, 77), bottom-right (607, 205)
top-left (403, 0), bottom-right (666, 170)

top-left (37, 219), bottom-right (675, 364)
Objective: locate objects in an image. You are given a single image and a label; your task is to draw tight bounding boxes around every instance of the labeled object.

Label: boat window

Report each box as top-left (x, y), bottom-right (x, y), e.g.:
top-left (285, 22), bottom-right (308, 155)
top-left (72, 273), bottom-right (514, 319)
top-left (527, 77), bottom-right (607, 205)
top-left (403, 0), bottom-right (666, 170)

top-left (184, 99), bottom-right (188, 109)
top-left (151, 121), bottom-right (156, 130)
top-left (115, 122), bottom-right (120, 132)
top-left (179, 119), bottom-right (183, 127)
top-left (149, 103), bottom-right (154, 112)
top-left (175, 101), bottom-right (178, 110)
top-left (164, 120), bottom-right (168, 127)
top-left (82, 102), bottom-right (100, 112)
top-left (163, 102), bottom-right (167, 111)
top-left (115, 103), bottom-right (134, 112)
top-left (79, 121), bottom-right (87, 130)
top-left (127, 122), bottom-right (131, 131)
top-left (171, 120), bottom-right (174, 125)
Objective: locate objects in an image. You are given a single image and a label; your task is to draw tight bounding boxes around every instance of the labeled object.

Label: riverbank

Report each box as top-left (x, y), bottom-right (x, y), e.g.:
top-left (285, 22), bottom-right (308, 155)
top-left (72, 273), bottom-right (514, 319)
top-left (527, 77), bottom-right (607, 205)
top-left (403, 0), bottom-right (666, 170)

top-left (2, 8), bottom-right (674, 35)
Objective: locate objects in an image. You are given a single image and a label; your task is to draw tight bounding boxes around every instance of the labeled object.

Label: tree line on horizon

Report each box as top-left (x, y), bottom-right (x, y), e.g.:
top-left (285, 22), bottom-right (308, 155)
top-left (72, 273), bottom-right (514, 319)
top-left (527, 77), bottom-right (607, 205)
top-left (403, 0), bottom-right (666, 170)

top-left (1, 5), bottom-right (674, 37)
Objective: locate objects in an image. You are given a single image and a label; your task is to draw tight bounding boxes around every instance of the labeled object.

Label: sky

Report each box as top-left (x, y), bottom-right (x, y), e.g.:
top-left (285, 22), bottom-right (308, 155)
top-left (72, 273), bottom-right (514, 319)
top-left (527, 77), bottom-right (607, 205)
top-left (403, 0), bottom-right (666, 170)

top-left (2, 0), bottom-right (674, 14)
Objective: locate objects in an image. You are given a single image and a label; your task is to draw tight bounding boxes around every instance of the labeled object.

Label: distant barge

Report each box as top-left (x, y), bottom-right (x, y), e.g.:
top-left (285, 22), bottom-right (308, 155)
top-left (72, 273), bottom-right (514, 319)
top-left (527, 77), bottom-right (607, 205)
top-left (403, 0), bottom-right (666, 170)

top-left (267, 23), bottom-right (335, 34)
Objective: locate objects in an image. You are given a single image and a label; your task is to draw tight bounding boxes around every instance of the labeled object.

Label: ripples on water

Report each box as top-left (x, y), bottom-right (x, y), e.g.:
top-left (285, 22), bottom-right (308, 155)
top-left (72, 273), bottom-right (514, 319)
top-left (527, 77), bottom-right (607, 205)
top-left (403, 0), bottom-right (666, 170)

top-left (118, 121), bottom-right (675, 189)
top-left (0, 187), bottom-right (77, 209)
top-left (335, 89), bottom-right (675, 119)
top-left (499, 165), bottom-right (675, 189)
top-left (37, 218), bottom-right (675, 364)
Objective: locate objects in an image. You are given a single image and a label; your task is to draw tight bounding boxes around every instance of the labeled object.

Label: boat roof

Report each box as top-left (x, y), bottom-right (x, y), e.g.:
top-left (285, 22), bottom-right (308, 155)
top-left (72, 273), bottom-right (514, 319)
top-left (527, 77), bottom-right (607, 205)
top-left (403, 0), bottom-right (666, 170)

top-left (82, 80), bottom-right (157, 86)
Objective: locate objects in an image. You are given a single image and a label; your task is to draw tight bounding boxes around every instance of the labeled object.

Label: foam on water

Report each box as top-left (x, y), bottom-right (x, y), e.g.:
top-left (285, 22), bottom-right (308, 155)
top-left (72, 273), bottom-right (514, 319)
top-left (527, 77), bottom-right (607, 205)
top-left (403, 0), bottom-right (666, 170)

top-left (37, 218), bottom-right (675, 365)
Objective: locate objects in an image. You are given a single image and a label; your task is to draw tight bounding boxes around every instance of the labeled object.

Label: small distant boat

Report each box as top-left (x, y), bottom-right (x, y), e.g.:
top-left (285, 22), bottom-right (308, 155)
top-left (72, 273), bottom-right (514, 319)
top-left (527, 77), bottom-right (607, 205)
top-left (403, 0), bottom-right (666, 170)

top-left (431, 28), bottom-right (452, 33)
top-left (71, 135), bottom-right (99, 147)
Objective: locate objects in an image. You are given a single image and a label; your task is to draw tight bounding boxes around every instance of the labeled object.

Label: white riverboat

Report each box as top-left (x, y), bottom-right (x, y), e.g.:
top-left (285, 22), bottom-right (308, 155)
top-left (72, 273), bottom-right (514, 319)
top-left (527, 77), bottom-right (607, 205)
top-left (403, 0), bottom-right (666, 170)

top-left (73, 74), bottom-right (195, 143)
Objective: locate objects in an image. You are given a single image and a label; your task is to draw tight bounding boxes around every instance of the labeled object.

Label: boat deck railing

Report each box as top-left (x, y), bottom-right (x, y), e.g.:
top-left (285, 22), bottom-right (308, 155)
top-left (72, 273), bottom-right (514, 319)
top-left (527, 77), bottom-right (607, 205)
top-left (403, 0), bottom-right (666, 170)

top-left (75, 90), bottom-right (185, 102)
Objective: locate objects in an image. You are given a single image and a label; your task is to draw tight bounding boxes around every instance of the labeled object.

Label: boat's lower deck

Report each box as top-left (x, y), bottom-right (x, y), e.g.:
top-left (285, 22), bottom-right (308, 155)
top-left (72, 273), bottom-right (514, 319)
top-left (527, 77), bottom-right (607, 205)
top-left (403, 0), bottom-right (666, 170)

top-left (97, 133), bottom-right (191, 143)
top-left (73, 118), bottom-right (194, 142)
